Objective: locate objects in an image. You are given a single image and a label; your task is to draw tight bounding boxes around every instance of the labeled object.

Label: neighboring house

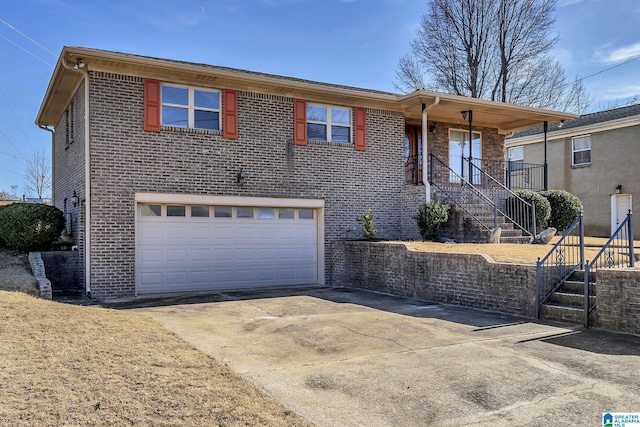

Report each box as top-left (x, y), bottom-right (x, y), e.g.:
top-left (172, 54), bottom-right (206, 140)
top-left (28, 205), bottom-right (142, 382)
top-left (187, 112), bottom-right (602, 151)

top-left (36, 47), bottom-right (574, 299)
top-left (506, 104), bottom-right (640, 238)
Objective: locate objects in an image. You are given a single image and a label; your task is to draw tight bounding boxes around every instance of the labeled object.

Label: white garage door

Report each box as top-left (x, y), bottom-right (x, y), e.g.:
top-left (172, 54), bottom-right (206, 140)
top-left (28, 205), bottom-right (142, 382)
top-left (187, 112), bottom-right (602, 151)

top-left (136, 202), bottom-right (319, 294)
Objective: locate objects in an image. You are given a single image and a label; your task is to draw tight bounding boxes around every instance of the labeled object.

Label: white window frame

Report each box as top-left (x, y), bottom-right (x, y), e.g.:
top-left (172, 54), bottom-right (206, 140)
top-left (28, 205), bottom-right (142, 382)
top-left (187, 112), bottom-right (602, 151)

top-left (572, 134), bottom-right (591, 166)
top-left (508, 145), bottom-right (524, 172)
top-left (448, 128), bottom-right (482, 183)
top-left (306, 103), bottom-right (352, 143)
top-left (161, 83), bottom-right (221, 130)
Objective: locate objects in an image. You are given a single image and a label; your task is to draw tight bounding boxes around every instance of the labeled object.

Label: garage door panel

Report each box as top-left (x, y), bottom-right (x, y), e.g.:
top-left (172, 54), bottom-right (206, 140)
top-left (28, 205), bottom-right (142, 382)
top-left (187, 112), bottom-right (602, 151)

top-left (137, 201), bottom-right (319, 293)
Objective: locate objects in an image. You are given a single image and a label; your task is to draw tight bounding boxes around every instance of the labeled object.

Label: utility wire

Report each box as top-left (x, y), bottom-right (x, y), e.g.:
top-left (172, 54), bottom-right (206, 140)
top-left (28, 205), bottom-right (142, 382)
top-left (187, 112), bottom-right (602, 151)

top-left (0, 34), bottom-right (54, 67)
top-left (0, 166), bottom-right (24, 176)
top-left (563, 55), bottom-right (640, 88)
top-left (0, 87), bottom-right (36, 154)
top-left (0, 149), bottom-right (27, 161)
top-left (0, 18), bottom-right (57, 57)
top-left (0, 79), bottom-right (40, 102)
top-left (0, 52), bottom-right (47, 80)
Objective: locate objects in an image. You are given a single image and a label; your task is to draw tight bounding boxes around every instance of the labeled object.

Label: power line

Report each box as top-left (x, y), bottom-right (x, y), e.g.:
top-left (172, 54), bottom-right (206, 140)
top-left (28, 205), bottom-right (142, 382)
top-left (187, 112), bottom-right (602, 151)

top-left (0, 18), bottom-right (57, 57)
top-left (564, 55), bottom-right (640, 88)
top-left (0, 87), bottom-right (36, 154)
top-left (0, 150), bottom-right (27, 161)
top-left (0, 52), bottom-right (48, 80)
top-left (0, 166), bottom-right (24, 177)
top-left (0, 33), bottom-right (54, 67)
top-left (0, 79), bottom-right (40, 102)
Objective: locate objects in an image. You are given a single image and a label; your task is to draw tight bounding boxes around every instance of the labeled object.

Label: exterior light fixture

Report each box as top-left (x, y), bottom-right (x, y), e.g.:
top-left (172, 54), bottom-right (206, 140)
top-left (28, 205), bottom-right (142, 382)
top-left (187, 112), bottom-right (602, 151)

top-left (429, 123), bottom-right (437, 135)
top-left (461, 110), bottom-right (468, 121)
top-left (71, 190), bottom-right (79, 207)
top-left (236, 168), bottom-right (247, 185)
top-left (557, 120), bottom-right (565, 129)
top-left (615, 184), bottom-right (622, 194)
top-left (74, 58), bottom-right (85, 69)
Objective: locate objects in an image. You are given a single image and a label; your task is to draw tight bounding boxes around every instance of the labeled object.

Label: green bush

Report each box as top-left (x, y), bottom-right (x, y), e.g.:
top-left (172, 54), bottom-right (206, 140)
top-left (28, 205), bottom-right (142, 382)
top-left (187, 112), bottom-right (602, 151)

top-left (414, 201), bottom-right (450, 241)
top-left (505, 190), bottom-right (550, 233)
top-left (540, 189), bottom-right (583, 232)
top-left (359, 209), bottom-right (377, 240)
top-left (0, 203), bottom-right (65, 252)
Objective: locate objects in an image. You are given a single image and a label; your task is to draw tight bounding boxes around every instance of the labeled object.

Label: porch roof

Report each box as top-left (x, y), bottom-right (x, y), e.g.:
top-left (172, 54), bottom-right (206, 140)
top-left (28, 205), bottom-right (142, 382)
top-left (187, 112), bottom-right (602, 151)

top-left (36, 46), bottom-right (577, 133)
top-left (400, 91), bottom-right (577, 134)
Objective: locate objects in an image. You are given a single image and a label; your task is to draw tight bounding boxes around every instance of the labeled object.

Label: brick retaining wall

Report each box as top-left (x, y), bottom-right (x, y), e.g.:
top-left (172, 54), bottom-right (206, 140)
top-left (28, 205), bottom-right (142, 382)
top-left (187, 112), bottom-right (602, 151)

top-left (332, 241), bottom-right (640, 335)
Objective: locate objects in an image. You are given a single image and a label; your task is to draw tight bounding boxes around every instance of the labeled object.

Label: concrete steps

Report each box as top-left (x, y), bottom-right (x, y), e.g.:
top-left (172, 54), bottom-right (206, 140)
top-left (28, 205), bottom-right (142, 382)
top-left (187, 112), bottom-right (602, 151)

top-left (540, 274), bottom-right (596, 325)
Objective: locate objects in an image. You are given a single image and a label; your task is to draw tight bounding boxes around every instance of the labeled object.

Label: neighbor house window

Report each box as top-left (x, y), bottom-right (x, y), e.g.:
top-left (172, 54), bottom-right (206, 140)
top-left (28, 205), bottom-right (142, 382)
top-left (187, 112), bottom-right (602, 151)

top-left (306, 104), bottom-right (352, 143)
top-left (508, 146), bottom-right (524, 172)
top-left (161, 84), bottom-right (220, 130)
top-left (572, 135), bottom-right (591, 166)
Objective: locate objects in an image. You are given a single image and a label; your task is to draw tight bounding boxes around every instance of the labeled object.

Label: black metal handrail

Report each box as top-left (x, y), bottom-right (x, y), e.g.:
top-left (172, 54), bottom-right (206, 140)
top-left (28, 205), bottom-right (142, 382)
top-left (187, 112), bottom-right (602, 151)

top-left (583, 211), bottom-right (634, 327)
top-left (428, 153), bottom-right (498, 232)
top-left (535, 213), bottom-right (584, 319)
top-left (464, 158), bottom-right (536, 236)
top-left (476, 158), bottom-right (547, 191)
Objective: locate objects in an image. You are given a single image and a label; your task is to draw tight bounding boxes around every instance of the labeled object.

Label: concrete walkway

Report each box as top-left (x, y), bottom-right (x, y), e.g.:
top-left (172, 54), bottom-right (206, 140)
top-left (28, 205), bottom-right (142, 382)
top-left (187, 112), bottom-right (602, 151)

top-left (113, 287), bottom-right (640, 427)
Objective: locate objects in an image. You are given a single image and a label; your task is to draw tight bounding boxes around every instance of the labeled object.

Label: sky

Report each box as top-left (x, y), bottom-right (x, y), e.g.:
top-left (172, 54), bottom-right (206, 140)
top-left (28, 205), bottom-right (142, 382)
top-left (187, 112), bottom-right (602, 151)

top-left (0, 0), bottom-right (639, 197)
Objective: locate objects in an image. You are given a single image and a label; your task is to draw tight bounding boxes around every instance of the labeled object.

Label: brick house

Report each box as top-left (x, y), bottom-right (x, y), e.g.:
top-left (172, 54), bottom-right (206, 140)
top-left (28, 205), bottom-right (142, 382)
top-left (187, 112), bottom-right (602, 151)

top-left (36, 47), bottom-right (574, 299)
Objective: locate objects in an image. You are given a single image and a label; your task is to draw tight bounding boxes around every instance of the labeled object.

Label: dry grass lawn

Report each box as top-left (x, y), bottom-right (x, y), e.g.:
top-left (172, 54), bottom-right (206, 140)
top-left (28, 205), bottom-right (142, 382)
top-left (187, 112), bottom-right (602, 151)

top-left (0, 291), bottom-right (312, 426)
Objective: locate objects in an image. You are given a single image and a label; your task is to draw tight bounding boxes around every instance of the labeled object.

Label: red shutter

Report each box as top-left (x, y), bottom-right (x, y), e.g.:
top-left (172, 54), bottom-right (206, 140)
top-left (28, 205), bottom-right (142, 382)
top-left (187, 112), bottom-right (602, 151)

top-left (223, 89), bottom-right (238, 139)
top-left (294, 99), bottom-right (307, 146)
top-left (143, 79), bottom-right (161, 132)
top-left (354, 107), bottom-right (366, 151)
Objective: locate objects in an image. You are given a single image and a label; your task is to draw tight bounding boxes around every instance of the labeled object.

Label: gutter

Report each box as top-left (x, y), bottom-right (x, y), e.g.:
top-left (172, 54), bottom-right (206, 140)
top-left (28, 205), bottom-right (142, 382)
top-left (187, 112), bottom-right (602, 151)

top-left (422, 97), bottom-right (440, 202)
top-left (61, 57), bottom-right (91, 298)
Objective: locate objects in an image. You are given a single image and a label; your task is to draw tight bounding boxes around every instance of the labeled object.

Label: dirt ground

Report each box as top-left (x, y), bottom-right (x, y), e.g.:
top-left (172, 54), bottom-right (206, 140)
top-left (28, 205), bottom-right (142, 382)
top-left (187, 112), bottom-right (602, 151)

top-left (0, 291), bottom-right (311, 426)
top-left (0, 249), bottom-right (39, 296)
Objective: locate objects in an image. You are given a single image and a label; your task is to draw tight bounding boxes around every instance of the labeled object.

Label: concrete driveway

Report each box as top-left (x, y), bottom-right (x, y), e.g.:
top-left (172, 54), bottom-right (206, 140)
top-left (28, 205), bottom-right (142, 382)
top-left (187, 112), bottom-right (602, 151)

top-left (117, 287), bottom-right (640, 427)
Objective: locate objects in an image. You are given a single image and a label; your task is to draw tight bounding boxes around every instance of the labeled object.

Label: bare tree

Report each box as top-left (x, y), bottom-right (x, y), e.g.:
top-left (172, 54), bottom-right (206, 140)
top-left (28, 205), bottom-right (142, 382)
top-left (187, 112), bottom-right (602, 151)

top-left (24, 150), bottom-right (51, 199)
top-left (396, 0), bottom-right (591, 113)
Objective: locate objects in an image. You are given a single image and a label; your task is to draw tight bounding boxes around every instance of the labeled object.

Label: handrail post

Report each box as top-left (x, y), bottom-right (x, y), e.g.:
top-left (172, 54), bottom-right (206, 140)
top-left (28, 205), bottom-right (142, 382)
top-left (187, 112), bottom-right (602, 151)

top-left (579, 212), bottom-right (585, 269)
top-left (535, 258), bottom-right (542, 319)
top-left (628, 210), bottom-right (634, 267)
top-left (583, 261), bottom-right (590, 328)
top-left (494, 203), bottom-right (498, 230)
top-left (532, 203), bottom-right (537, 236)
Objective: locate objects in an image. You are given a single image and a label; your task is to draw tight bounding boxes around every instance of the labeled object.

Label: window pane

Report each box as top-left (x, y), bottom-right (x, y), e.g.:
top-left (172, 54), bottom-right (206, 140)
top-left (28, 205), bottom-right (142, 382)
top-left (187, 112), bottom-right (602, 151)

top-left (573, 136), bottom-right (591, 151)
top-left (167, 205), bottom-right (186, 216)
top-left (237, 207), bottom-right (254, 218)
top-left (140, 204), bottom-right (161, 216)
top-left (194, 110), bottom-right (219, 130)
top-left (298, 208), bottom-right (314, 219)
top-left (162, 106), bottom-right (188, 127)
top-left (306, 104), bottom-right (327, 122)
top-left (191, 205), bottom-right (209, 217)
top-left (509, 146), bottom-right (524, 161)
top-left (194, 90), bottom-right (219, 109)
top-left (162, 85), bottom-right (188, 105)
top-left (214, 206), bottom-right (232, 217)
top-left (331, 126), bottom-right (350, 143)
top-left (279, 208), bottom-right (294, 219)
top-left (258, 208), bottom-right (275, 219)
top-left (331, 107), bottom-right (351, 125)
top-left (307, 123), bottom-right (326, 140)
top-left (574, 151), bottom-right (591, 165)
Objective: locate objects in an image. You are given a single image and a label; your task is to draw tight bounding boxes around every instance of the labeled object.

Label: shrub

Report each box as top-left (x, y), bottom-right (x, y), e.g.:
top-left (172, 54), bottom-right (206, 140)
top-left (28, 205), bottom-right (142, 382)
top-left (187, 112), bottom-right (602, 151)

top-left (505, 190), bottom-right (550, 233)
top-left (358, 209), bottom-right (377, 241)
top-left (540, 189), bottom-right (583, 232)
top-left (0, 203), bottom-right (65, 252)
top-left (414, 201), bottom-right (450, 241)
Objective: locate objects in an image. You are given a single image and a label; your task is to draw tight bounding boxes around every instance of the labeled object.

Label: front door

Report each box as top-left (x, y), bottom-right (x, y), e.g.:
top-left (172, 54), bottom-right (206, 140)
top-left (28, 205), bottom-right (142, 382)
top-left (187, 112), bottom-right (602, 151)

top-left (611, 194), bottom-right (632, 235)
top-left (404, 125), bottom-right (422, 184)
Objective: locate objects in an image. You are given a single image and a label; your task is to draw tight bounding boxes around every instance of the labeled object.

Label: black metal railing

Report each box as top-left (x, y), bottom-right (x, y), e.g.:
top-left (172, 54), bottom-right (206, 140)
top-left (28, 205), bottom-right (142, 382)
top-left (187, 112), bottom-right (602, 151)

top-left (535, 213), bottom-right (585, 319)
top-left (404, 155), bottom-right (422, 185)
top-left (429, 153), bottom-right (498, 232)
top-left (464, 158), bottom-right (537, 236)
top-left (583, 211), bottom-right (634, 327)
top-left (473, 158), bottom-right (547, 191)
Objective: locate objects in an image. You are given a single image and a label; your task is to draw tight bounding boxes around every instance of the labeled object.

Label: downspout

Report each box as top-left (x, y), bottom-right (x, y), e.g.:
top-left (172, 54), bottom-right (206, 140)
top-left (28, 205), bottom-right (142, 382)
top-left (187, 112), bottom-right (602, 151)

top-left (62, 58), bottom-right (91, 298)
top-left (422, 97), bottom-right (440, 202)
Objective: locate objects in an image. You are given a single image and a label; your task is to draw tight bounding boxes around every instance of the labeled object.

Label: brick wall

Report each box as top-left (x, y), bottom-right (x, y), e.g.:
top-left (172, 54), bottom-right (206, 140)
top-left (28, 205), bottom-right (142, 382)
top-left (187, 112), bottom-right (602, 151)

top-left (40, 251), bottom-right (81, 294)
top-left (594, 268), bottom-right (640, 335)
top-left (400, 185), bottom-right (425, 240)
top-left (332, 241), bottom-right (537, 317)
top-left (85, 72), bottom-right (406, 298)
